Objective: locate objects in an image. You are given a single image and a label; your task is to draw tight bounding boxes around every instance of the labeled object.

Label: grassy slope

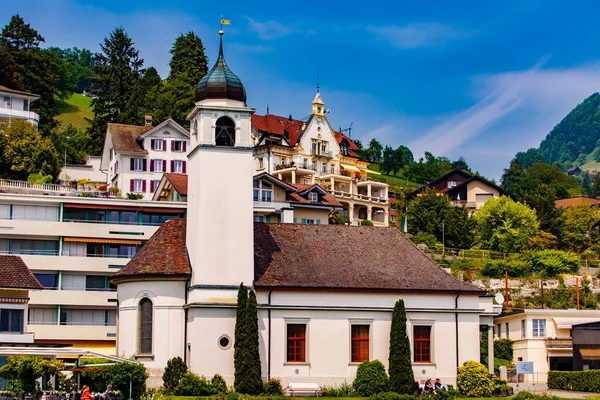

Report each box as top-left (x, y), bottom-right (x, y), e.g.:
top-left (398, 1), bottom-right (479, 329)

top-left (579, 151), bottom-right (600, 173)
top-left (54, 93), bottom-right (93, 131)
top-left (367, 163), bottom-right (421, 191)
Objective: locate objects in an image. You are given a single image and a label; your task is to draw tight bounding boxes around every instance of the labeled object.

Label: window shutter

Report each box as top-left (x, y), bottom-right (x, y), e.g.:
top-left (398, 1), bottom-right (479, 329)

top-left (130, 158), bottom-right (134, 171)
top-left (150, 180), bottom-right (154, 193)
top-left (182, 161), bottom-right (187, 174)
top-left (143, 159), bottom-right (147, 171)
top-left (265, 216), bottom-right (271, 223)
top-left (142, 180), bottom-right (147, 192)
top-left (183, 141), bottom-right (187, 152)
top-left (150, 160), bottom-right (154, 172)
top-left (171, 141), bottom-right (174, 151)
top-left (301, 218), bottom-right (307, 224)
top-left (171, 160), bottom-right (175, 172)
top-left (130, 179), bottom-right (134, 192)
top-left (294, 218), bottom-right (297, 223)
top-left (316, 219), bottom-right (321, 224)
top-left (163, 160), bottom-right (167, 172)
top-left (150, 139), bottom-right (155, 150)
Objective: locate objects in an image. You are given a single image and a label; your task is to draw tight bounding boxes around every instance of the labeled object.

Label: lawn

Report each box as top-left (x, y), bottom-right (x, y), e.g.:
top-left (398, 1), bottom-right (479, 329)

top-left (367, 164), bottom-right (422, 191)
top-left (54, 92), bottom-right (93, 131)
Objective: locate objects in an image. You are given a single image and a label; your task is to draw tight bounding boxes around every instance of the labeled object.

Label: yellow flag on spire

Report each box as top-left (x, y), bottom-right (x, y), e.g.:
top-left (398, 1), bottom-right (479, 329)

top-left (221, 19), bottom-right (231, 25)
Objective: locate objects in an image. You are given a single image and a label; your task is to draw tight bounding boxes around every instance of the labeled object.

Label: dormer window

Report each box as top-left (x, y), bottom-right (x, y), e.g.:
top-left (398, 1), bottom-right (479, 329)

top-left (253, 180), bottom-right (273, 202)
top-left (308, 192), bottom-right (318, 203)
top-left (341, 145), bottom-right (348, 156)
top-left (447, 181), bottom-right (457, 189)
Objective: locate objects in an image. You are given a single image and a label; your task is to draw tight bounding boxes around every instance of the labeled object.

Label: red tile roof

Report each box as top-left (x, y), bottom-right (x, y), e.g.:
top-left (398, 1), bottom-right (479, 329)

top-left (113, 220), bottom-right (481, 293)
top-left (0, 256), bottom-right (42, 289)
top-left (110, 219), bottom-right (190, 281)
top-left (555, 197), bottom-right (600, 208)
top-left (288, 183), bottom-right (342, 207)
top-left (165, 173), bottom-right (188, 196)
top-left (107, 123), bottom-right (152, 154)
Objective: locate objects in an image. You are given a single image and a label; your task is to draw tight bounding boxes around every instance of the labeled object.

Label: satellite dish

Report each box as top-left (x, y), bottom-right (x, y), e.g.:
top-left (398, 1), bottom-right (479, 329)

top-left (495, 293), bottom-right (505, 305)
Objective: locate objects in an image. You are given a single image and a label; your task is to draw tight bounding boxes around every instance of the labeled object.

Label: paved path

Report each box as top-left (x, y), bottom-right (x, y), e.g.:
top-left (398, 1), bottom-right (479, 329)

top-left (510, 385), bottom-right (600, 398)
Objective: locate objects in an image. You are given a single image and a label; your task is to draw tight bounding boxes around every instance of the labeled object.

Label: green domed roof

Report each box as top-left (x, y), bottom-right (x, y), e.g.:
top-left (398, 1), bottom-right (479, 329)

top-left (195, 34), bottom-right (246, 103)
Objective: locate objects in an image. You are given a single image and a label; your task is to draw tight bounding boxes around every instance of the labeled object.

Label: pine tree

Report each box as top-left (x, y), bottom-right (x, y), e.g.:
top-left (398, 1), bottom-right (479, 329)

top-left (500, 158), bottom-right (525, 196)
top-left (389, 299), bottom-right (414, 394)
top-left (233, 283), bottom-right (248, 391)
top-left (242, 290), bottom-right (263, 394)
top-left (88, 27), bottom-right (143, 153)
top-left (168, 32), bottom-right (208, 87)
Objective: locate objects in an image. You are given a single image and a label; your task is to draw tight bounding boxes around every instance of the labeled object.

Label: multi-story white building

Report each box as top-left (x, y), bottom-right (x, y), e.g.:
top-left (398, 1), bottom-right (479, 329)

top-left (252, 94), bottom-right (390, 226)
top-left (0, 192), bottom-right (185, 355)
top-left (0, 85), bottom-right (40, 129)
top-left (100, 117), bottom-right (190, 200)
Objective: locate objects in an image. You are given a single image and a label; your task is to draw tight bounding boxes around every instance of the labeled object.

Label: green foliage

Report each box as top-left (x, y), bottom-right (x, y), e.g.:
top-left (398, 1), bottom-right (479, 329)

top-left (233, 283), bottom-right (247, 391)
top-left (381, 145), bottom-right (414, 175)
top-left (360, 219), bottom-right (374, 226)
top-left (514, 391), bottom-right (535, 400)
top-left (47, 46), bottom-right (96, 93)
top-left (240, 290), bottom-right (262, 395)
top-left (501, 159), bottom-right (525, 196)
top-left (352, 360), bottom-right (389, 397)
top-left (262, 379), bottom-right (284, 396)
top-left (162, 356), bottom-right (187, 394)
top-left (388, 299), bottom-right (414, 394)
top-left (548, 370), bottom-right (600, 392)
top-left (80, 360), bottom-right (147, 399)
top-left (28, 171), bottom-right (53, 183)
top-left (410, 232), bottom-right (437, 248)
top-left (369, 392), bottom-right (415, 400)
top-left (88, 27), bottom-right (144, 153)
top-left (405, 152), bottom-right (454, 184)
top-left (408, 188), bottom-right (474, 248)
top-left (210, 374), bottom-right (227, 395)
top-left (127, 193), bottom-right (144, 200)
top-left (320, 382), bottom-right (357, 397)
top-left (474, 196), bottom-right (539, 253)
top-left (481, 259), bottom-right (527, 278)
top-left (168, 32), bottom-right (208, 88)
top-left (494, 339), bottom-right (513, 361)
top-left (173, 372), bottom-right (212, 396)
top-left (479, 328), bottom-right (488, 366)
top-left (456, 360), bottom-right (494, 397)
top-left (520, 249), bottom-right (579, 277)
top-left (0, 355), bottom-right (64, 395)
top-left (560, 205), bottom-right (600, 252)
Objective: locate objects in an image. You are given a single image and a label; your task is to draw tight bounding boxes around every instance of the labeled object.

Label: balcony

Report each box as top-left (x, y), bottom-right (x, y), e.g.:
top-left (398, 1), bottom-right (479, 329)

top-left (0, 108), bottom-right (40, 126)
top-left (27, 324), bottom-right (116, 341)
top-left (329, 190), bottom-right (388, 204)
top-left (545, 338), bottom-right (573, 349)
top-left (21, 254), bottom-right (128, 273)
top-left (310, 149), bottom-right (333, 158)
top-left (29, 290), bottom-right (117, 307)
top-left (0, 331), bottom-right (35, 344)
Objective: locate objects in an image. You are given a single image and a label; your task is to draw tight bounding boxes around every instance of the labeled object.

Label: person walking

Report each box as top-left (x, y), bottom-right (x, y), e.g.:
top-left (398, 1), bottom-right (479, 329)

top-left (81, 385), bottom-right (93, 400)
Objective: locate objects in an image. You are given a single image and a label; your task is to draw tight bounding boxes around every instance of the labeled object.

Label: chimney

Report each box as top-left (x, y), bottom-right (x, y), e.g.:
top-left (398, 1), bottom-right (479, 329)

top-left (144, 115), bottom-right (153, 127)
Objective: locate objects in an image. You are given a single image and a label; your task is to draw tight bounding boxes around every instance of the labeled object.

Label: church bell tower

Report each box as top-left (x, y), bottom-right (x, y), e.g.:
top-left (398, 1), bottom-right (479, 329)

top-left (186, 30), bottom-right (255, 304)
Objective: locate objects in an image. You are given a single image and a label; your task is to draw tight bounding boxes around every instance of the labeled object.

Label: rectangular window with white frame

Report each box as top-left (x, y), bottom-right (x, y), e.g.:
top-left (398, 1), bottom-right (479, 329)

top-left (173, 160), bottom-right (183, 173)
top-left (308, 192), bottom-right (318, 203)
top-left (532, 319), bottom-right (546, 337)
top-left (133, 179), bottom-right (143, 193)
top-left (153, 159), bottom-right (163, 172)
top-left (152, 139), bottom-right (164, 151)
top-left (413, 325), bottom-right (432, 363)
top-left (132, 158), bottom-right (144, 172)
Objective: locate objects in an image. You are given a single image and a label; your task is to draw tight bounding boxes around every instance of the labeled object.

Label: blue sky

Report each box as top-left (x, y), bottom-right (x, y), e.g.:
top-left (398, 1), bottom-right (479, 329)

top-left (2, 0), bottom-right (600, 179)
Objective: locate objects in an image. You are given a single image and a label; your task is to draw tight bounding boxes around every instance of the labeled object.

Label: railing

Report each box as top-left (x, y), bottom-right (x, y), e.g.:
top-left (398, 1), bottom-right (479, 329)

top-left (0, 249), bottom-right (59, 256)
top-left (0, 178), bottom-right (72, 193)
top-left (310, 149), bottom-right (333, 157)
top-left (63, 217), bottom-right (175, 226)
top-left (274, 163), bottom-right (294, 171)
top-left (329, 190), bottom-right (389, 204)
top-left (61, 251), bottom-right (137, 259)
top-left (545, 338), bottom-right (573, 349)
top-left (0, 107), bottom-right (40, 122)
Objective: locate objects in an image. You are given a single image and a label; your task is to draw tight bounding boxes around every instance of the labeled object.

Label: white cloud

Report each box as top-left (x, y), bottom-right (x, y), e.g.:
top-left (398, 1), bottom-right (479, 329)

top-left (246, 18), bottom-right (293, 40)
top-left (367, 23), bottom-right (477, 49)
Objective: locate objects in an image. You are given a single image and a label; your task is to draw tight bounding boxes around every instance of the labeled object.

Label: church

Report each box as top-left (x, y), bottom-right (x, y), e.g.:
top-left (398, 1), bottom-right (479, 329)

top-left (111, 30), bottom-right (495, 388)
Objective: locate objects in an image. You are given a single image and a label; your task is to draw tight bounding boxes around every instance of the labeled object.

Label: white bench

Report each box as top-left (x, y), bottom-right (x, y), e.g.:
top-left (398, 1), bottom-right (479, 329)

top-left (289, 382), bottom-right (320, 397)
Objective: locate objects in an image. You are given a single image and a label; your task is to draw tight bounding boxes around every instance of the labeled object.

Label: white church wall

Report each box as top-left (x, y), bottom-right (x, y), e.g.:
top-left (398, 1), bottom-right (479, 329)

top-left (116, 280), bottom-right (186, 387)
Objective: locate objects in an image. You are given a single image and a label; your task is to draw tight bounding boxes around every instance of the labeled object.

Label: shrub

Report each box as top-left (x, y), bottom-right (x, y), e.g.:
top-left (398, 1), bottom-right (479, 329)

top-left (481, 259), bottom-right (528, 278)
top-left (519, 250), bottom-right (579, 277)
top-left (548, 370), bottom-right (600, 392)
top-left (456, 360), bottom-right (494, 397)
top-left (210, 374), bottom-right (227, 394)
top-left (353, 360), bottom-right (389, 397)
top-left (410, 232), bottom-right (437, 248)
top-left (369, 392), bottom-right (414, 400)
top-left (162, 357), bottom-right (187, 393)
top-left (494, 339), bottom-right (513, 361)
top-left (262, 378), bottom-right (284, 396)
top-left (80, 359), bottom-right (147, 400)
top-left (361, 220), bottom-right (374, 226)
top-left (320, 382), bottom-right (356, 397)
top-left (0, 356), bottom-right (64, 395)
top-left (513, 390), bottom-right (535, 400)
top-left (173, 372), bottom-right (212, 396)
top-left (388, 300), bottom-right (414, 394)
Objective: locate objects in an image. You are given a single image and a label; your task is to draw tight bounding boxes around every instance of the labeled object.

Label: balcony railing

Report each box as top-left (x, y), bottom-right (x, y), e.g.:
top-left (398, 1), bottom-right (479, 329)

top-left (274, 163), bottom-right (295, 171)
top-left (0, 178), bottom-right (72, 193)
top-left (0, 107), bottom-right (40, 123)
top-left (311, 149), bottom-right (333, 157)
top-left (545, 338), bottom-right (573, 349)
top-left (329, 190), bottom-right (389, 204)
top-left (0, 249), bottom-right (59, 256)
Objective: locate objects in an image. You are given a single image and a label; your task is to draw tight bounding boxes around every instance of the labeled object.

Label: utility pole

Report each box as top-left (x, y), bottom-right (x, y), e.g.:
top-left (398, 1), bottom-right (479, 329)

top-left (540, 279), bottom-right (544, 309)
top-left (442, 221), bottom-right (445, 256)
top-left (63, 136), bottom-right (70, 184)
top-left (576, 277), bottom-right (580, 310)
top-left (505, 270), bottom-right (509, 312)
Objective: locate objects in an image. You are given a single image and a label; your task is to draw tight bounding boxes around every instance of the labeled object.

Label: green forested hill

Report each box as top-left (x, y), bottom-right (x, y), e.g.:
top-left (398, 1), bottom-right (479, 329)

top-left (534, 92), bottom-right (600, 170)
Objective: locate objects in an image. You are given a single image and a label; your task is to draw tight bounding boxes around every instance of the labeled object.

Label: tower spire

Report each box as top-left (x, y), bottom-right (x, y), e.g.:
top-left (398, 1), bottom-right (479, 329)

top-left (316, 69), bottom-right (320, 93)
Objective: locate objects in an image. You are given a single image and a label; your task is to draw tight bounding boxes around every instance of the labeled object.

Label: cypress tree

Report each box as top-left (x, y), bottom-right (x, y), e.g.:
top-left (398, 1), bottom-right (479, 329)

top-left (243, 290), bottom-right (263, 394)
top-left (233, 283), bottom-right (247, 391)
top-left (389, 299), bottom-right (414, 394)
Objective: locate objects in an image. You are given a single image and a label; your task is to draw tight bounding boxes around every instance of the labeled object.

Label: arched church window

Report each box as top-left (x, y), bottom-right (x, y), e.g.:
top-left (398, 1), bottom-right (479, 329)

top-left (215, 116), bottom-right (236, 146)
top-left (139, 298), bottom-right (153, 354)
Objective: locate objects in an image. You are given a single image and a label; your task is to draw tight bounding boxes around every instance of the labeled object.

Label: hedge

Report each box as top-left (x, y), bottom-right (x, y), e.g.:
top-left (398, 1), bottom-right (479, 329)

top-left (548, 370), bottom-right (600, 392)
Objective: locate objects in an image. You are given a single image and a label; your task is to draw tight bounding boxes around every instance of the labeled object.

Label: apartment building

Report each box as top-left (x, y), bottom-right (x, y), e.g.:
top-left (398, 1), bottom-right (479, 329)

top-left (0, 85), bottom-right (40, 129)
top-left (100, 117), bottom-right (190, 200)
top-left (252, 93), bottom-right (389, 226)
top-left (0, 193), bottom-right (186, 355)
